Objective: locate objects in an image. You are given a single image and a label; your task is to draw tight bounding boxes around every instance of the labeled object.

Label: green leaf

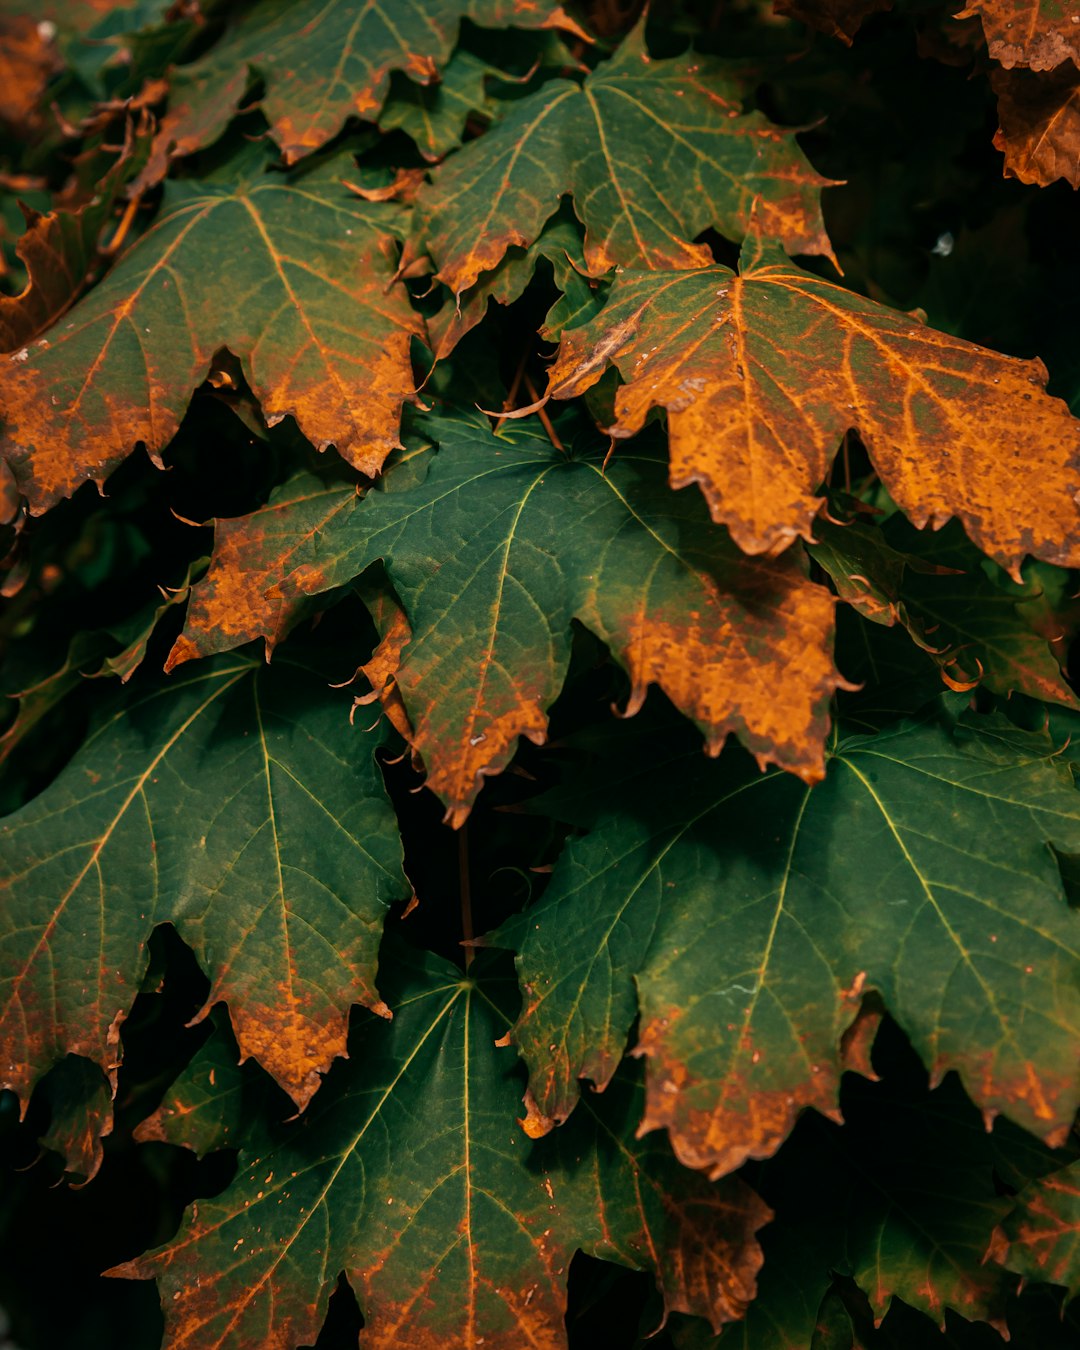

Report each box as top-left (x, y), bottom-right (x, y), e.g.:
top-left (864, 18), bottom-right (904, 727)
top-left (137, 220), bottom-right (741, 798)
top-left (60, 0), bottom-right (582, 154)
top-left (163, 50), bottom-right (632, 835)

top-left (113, 946), bottom-right (771, 1348)
top-left (0, 149), bottom-right (423, 514)
top-left (143, 0), bottom-right (586, 171)
top-left (270, 409), bottom-right (842, 823)
top-left (0, 653), bottom-right (409, 1116)
top-left (503, 711), bottom-right (1080, 1170)
top-left (410, 22), bottom-right (835, 295)
top-left (36, 1054), bottom-right (113, 1184)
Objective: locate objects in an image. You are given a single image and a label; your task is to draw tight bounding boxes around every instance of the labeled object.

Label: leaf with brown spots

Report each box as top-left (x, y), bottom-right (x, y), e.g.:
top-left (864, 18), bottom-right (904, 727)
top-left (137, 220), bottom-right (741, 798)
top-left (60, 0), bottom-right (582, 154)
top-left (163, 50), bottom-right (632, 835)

top-left (112, 945), bottom-right (770, 1349)
top-left (955, 0), bottom-right (1080, 69)
top-left (541, 236), bottom-right (1080, 578)
top-left (36, 1055), bottom-right (113, 1184)
top-left (270, 409), bottom-right (843, 824)
top-left (409, 21), bottom-right (835, 296)
top-left (991, 1158), bottom-right (1080, 1296)
top-left (136, 0), bottom-right (586, 180)
top-left (992, 62), bottom-right (1080, 187)
top-left (501, 709), bottom-right (1080, 1174)
top-left (0, 653), bottom-right (409, 1122)
top-left (0, 146), bottom-right (423, 515)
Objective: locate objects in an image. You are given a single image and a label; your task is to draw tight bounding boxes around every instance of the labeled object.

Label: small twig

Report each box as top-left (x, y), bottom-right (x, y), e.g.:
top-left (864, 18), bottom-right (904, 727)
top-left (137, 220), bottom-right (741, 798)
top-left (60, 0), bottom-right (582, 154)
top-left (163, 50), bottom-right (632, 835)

top-left (100, 191), bottom-right (143, 258)
top-left (494, 348), bottom-right (529, 430)
top-left (524, 374), bottom-right (564, 453)
top-left (459, 826), bottom-right (474, 969)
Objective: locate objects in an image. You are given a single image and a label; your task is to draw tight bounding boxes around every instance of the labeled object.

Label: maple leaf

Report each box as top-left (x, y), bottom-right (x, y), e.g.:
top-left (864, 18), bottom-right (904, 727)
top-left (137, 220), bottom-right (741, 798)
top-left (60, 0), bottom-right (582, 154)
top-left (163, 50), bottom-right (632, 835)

top-left (540, 236), bottom-right (1080, 578)
top-left (809, 514), bottom-right (1079, 706)
top-left (720, 1068), bottom-right (1014, 1346)
top-left (112, 946), bottom-right (771, 1349)
top-left (0, 148), bottom-right (423, 515)
top-left (0, 654), bottom-right (409, 1115)
top-left (990, 1158), bottom-right (1080, 1297)
top-left (380, 48), bottom-right (501, 162)
top-left (410, 22), bottom-right (835, 296)
top-left (956, 0), bottom-right (1080, 69)
top-left (503, 710), bottom-right (1080, 1173)
top-left (0, 117), bottom-right (151, 353)
top-left (140, 0), bottom-right (586, 182)
top-left (267, 410), bottom-right (842, 824)
top-left (992, 63), bottom-right (1080, 188)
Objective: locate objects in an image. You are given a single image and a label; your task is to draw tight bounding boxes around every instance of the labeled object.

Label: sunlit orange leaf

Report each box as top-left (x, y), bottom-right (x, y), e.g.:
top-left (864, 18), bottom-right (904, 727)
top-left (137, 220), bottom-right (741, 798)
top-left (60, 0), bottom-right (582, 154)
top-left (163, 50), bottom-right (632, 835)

top-left (992, 62), bottom-right (1080, 187)
top-left (0, 148), bottom-right (423, 515)
top-left (542, 237), bottom-right (1080, 578)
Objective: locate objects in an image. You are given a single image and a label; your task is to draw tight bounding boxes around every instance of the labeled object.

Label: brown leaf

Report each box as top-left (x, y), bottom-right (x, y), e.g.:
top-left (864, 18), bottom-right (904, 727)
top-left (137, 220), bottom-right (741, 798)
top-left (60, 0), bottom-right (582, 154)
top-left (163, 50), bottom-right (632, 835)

top-left (993, 62), bottom-right (1080, 187)
top-left (956, 0), bottom-right (1080, 70)
top-left (0, 14), bottom-right (58, 135)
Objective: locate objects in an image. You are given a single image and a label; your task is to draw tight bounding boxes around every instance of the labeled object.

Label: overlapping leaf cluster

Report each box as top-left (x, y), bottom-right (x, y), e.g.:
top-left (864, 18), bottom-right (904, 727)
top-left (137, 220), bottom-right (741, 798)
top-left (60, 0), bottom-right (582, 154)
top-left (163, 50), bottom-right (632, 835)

top-left (1, 1), bottom-right (1080, 1348)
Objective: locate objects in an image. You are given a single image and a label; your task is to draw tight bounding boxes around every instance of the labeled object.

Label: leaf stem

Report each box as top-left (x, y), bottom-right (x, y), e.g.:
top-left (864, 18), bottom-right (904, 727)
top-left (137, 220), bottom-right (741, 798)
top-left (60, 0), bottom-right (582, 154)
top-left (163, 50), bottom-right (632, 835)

top-left (459, 825), bottom-right (474, 969)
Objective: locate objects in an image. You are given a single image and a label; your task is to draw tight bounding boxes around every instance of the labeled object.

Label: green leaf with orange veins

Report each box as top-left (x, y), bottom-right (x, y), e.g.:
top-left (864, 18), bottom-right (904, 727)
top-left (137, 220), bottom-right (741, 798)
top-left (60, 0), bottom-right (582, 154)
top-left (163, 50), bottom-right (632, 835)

top-left (502, 711), bottom-right (1080, 1174)
top-left (429, 210), bottom-right (602, 360)
top-left (0, 654), bottom-right (410, 1120)
top-left (138, 0), bottom-right (587, 180)
top-left (541, 237), bottom-right (1080, 578)
top-left (0, 148), bottom-right (424, 516)
top-left (111, 946), bottom-right (771, 1350)
top-left (810, 516), bottom-right (1080, 707)
top-left (0, 116), bottom-right (152, 353)
top-left (165, 472), bottom-right (362, 673)
top-left (955, 0), bottom-right (1080, 68)
top-left (990, 1158), bottom-right (1080, 1297)
top-left (379, 49), bottom-right (497, 161)
top-left (271, 409), bottom-right (842, 825)
top-left (410, 21), bottom-right (835, 296)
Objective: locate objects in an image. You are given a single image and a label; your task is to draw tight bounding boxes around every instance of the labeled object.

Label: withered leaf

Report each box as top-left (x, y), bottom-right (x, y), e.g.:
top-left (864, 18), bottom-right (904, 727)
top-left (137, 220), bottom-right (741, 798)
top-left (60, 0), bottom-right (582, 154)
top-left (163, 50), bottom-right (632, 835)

top-left (542, 237), bottom-right (1080, 578)
top-left (773, 0), bottom-right (892, 44)
top-left (503, 711), bottom-right (1080, 1174)
top-left (0, 148), bottom-right (423, 515)
top-left (0, 654), bottom-right (409, 1117)
top-left (113, 946), bottom-right (770, 1349)
top-left (270, 410), bottom-right (843, 825)
top-left (411, 22), bottom-right (835, 296)
top-left (956, 0), bottom-right (1080, 69)
top-left (992, 62), bottom-right (1080, 188)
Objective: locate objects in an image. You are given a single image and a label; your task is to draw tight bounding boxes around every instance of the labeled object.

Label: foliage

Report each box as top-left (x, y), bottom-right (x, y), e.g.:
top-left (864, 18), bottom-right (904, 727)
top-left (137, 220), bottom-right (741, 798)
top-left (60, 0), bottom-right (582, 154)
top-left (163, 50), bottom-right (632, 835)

top-left (0, 1), bottom-right (1079, 1347)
